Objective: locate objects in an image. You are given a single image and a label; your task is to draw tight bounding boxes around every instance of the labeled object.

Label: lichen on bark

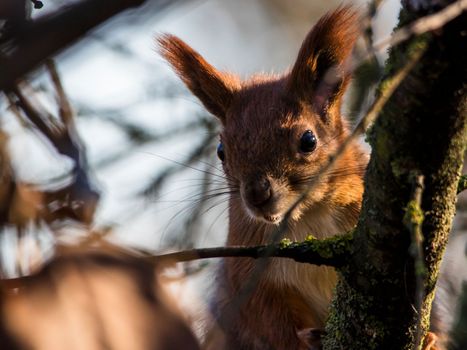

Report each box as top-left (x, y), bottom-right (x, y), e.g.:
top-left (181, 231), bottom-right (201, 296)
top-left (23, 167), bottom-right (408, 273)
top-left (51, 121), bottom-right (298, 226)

top-left (322, 1), bottom-right (467, 348)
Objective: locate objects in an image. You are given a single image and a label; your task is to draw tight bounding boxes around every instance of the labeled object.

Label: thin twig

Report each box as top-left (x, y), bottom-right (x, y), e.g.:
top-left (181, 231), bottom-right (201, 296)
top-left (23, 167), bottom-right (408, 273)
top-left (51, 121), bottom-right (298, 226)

top-left (403, 173), bottom-right (426, 350)
top-left (151, 235), bottom-right (351, 267)
top-left (44, 59), bottom-right (91, 173)
top-left (362, 0), bottom-right (384, 56)
top-left (458, 174), bottom-right (467, 194)
top-left (46, 59), bottom-right (73, 126)
top-left (0, 0), bottom-right (148, 91)
top-left (10, 83), bottom-right (99, 225)
top-left (6, 93), bottom-right (30, 128)
top-left (10, 86), bottom-right (60, 143)
top-left (1, 233), bottom-right (352, 289)
top-left (373, 0), bottom-right (467, 52)
top-left (348, 0), bottom-right (384, 120)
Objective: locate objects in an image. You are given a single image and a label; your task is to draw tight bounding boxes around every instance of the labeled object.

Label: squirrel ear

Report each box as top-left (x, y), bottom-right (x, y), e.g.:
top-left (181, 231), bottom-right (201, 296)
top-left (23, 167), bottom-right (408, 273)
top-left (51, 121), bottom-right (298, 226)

top-left (158, 34), bottom-right (239, 122)
top-left (287, 7), bottom-right (359, 117)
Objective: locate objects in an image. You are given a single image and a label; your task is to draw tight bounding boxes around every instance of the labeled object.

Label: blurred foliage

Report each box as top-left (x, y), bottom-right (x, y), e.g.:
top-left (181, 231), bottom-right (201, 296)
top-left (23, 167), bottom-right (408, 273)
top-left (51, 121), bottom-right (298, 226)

top-left (0, 8), bottom-right (241, 317)
top-left (0, 248), bottom-right (201, 350)
top-left (0, 0), bottom-right (210, 346)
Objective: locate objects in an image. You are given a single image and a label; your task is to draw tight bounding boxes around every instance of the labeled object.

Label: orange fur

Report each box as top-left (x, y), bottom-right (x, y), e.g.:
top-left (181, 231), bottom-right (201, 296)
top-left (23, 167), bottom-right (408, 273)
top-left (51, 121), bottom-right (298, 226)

top-left (160, 6), bottom-right (367, 349)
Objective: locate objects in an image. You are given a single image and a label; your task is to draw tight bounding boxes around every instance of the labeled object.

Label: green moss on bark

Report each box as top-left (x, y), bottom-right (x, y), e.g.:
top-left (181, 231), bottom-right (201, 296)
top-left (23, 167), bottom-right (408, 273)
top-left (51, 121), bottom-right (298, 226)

top-left (323, 4), bottom-right (467, 349)
top-left (274, 232), bottom-right (354, 267)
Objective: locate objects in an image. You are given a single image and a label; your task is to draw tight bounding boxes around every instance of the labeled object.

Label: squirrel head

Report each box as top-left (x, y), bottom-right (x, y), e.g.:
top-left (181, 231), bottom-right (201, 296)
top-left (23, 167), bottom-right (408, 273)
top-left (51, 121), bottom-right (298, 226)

top-left (158, 7), bottom-right (361, 224)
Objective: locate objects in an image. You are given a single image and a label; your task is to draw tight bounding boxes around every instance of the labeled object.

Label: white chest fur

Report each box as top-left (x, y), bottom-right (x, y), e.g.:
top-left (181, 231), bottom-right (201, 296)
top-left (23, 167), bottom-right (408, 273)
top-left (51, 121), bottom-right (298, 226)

top-left (264, 205), bottom-right (352, 324)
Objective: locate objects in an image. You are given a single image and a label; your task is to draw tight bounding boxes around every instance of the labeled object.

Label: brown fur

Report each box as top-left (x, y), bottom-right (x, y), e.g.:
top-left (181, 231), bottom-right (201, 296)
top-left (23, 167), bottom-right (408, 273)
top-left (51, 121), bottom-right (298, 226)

top-left (159, 6), bottom-right (367, 349)
top-left (158, 34), bottom-right (240, 120)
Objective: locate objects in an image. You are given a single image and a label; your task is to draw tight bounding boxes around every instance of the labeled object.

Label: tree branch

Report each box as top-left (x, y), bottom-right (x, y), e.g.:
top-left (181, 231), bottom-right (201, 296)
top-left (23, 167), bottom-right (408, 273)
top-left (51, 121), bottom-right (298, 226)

top-left (46, 59), bottom-right (73, 127)
top-left (324, 0), bottom-right (467, 347)
top-left (0, 0), bottom-right (147, 91)
top-left (151, 233), bottom-right (353, 267)
top-left (1, 233), bottom-right (354, 289)
top-left (9, 81), bottom-right (99, 225)
top-left (373, 0), bottom-right (467, 51)
top-left (458, 174), bottom-right (467, 194)
top-left (403, 173), bottom-right (426, 350)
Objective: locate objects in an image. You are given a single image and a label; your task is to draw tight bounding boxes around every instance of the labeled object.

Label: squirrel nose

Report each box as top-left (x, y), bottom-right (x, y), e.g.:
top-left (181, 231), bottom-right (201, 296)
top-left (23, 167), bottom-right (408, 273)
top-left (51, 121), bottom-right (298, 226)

top-left (245, 178), bottom-right (272, 207)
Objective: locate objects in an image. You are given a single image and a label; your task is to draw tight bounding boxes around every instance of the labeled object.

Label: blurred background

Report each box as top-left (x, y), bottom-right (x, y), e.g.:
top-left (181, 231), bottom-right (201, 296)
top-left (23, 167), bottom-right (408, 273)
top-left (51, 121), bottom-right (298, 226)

top-left (1, 0), bottom-right (466, 348)
top-left (0, 0), bottom-right (400, 261)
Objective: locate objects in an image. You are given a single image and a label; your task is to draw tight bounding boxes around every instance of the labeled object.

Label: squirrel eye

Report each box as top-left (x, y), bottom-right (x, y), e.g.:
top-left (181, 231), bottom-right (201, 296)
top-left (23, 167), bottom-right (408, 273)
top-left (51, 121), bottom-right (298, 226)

top-left (299, 130), bottom-right (317, 153)
top-left (217, 142), bottom-right (225, 161)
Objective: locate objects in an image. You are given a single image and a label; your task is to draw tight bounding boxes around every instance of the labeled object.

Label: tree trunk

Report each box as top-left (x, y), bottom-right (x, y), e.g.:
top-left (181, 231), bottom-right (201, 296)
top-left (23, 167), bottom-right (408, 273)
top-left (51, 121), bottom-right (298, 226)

top-left (323, 1), bottom-right (467, 349)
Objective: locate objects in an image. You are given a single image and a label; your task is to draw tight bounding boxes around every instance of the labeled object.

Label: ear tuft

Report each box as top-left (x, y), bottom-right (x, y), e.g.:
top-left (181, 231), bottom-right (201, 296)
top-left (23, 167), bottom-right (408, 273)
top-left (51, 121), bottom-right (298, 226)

top-left (157, 34), bottom-right (239, 121)
top-left (287, 6), bottom-right (360, 116)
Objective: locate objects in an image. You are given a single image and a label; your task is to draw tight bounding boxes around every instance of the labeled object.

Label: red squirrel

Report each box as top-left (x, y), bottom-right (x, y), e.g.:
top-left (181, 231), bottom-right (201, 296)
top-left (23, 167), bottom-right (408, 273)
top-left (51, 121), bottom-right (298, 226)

top-left (159, 7), bottom-right (366, 349)
top-left (159, 7), bottom-right (449, 350)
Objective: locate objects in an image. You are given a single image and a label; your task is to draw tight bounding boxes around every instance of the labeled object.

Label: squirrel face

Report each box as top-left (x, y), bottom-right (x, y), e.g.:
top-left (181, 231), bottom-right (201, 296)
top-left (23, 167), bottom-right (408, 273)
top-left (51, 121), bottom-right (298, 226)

top-left (218, 78), bottom-right (348, 224)
top-left (159, 7), bottom-right (360, 224)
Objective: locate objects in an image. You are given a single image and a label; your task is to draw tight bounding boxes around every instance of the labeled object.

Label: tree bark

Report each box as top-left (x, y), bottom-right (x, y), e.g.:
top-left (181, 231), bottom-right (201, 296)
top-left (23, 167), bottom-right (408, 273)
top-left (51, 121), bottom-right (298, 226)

top-left (323, 1), bottom-right (467, 349)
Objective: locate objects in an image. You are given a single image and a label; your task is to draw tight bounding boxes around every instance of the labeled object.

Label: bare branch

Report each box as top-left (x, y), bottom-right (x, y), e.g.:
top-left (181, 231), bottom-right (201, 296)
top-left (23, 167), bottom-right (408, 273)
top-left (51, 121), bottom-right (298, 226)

top-left (458, 174), bottom-right (467, 194)
top-left (403, 173), bottom-right (426, 350)
top-left (152, 233), bottom-right (353, 267)
top-left (324, 0), bottom-right (467, 345)
top-left (1, 233), bottom-right (353, 289)
top-left (374, 0), bottom-right (467, 51)
top-left (9, 84), bottom-right (99, 225)
top-left (0, 0), bottom-right (147, 91)
top-left (46, 59), bottom-right (73, 126)
top-left (10, 86), bottom-right (60, 142)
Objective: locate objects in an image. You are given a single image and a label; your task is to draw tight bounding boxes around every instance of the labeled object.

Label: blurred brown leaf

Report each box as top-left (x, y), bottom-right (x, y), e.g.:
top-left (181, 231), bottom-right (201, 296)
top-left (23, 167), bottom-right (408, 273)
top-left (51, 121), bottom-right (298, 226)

top-left (1, 249), bottom-right (200, 350)
top-left (8, 184), bottom-right (43, 229)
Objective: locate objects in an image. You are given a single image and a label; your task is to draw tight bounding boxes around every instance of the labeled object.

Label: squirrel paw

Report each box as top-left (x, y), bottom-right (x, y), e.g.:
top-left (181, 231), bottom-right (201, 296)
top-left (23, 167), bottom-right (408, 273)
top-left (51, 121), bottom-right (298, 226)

top-left (297, 328), bottom-right (325, 350)
top-left (423, 332), bottom-right (439, 350)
